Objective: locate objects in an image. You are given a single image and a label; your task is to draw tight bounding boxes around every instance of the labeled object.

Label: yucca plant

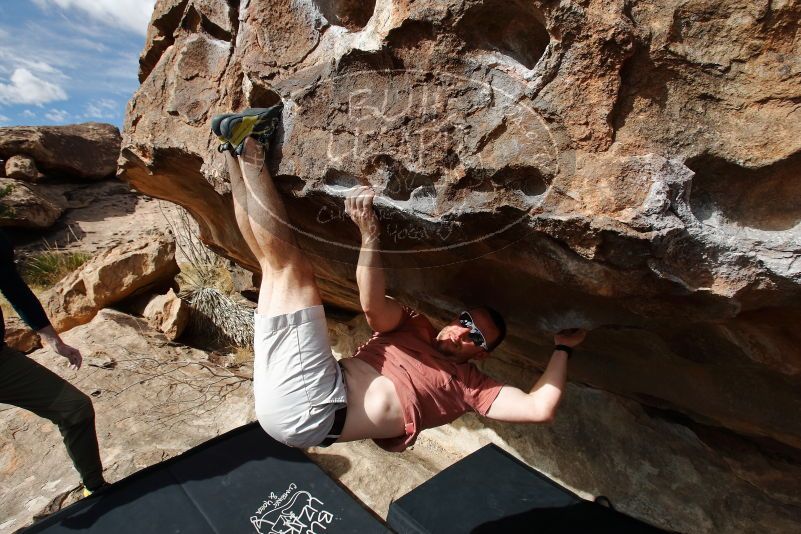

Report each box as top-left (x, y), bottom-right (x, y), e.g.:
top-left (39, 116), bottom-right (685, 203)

top-left (163, 204), bottom-right (254, 348)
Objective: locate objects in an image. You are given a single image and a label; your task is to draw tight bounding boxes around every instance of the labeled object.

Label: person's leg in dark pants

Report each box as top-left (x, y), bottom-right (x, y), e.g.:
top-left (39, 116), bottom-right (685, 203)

top-left (0, 347), bottom-right (105, 490)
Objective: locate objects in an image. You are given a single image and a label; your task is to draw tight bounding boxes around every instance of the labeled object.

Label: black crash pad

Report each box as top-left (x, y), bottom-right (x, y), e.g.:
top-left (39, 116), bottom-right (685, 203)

top-left (388, 444), bottom-right (671, 533)
top-left (25, 423), bottom-right (388, 534)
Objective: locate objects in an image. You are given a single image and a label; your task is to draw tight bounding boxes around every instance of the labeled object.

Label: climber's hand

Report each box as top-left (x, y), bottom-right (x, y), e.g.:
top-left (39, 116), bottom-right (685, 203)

top-left (554, 328), bottom-right (587, 348)
top-left (345, 186), bottom-right (380, 243)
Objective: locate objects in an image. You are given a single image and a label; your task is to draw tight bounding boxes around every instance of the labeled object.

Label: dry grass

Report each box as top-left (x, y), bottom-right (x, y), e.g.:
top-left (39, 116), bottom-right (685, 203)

top-left (20, 249), bottom-right (91, 290)
top-left (185, 287), bottom-right (254, 348)
top-left (177, 261), bottom-right (234, 295)
top-left (230, 345), bottom-right (254, 367)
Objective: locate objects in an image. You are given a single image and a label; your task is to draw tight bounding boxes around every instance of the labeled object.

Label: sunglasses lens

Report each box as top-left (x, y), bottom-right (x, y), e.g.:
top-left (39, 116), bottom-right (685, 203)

top-left (458, 311), bottom-right (487, 349)
top-left (468, 332), bottom-right (485, 347)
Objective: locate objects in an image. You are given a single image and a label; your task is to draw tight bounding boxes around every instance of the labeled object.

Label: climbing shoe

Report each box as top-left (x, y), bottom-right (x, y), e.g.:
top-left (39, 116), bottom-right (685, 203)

top-left (82, 482), bottom-right (109, 498)
top-left (219, 104), bottom-right (283, 153)
top-left (211, 112), bottom-right (235, 153)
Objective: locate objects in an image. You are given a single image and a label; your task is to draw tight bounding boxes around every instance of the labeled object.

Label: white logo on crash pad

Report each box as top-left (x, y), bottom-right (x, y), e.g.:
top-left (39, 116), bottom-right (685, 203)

top-left (250, 483), bottom-right (335, 534)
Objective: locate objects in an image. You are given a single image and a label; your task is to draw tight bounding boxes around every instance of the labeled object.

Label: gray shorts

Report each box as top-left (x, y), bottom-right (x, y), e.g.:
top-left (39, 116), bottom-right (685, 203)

top-left (253, 305), bottom-right (347, 448)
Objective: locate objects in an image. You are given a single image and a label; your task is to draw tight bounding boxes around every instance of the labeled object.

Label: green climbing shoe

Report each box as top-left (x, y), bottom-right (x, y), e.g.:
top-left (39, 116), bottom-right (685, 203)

top-left (211, 112), bottom-right (235, 153)
top-left (219, 104), bottom-right (283, 150)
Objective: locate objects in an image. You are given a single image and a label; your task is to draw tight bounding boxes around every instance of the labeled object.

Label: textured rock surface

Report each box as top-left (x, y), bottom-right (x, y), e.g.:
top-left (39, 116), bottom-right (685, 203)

top-left (119, 1), bottom-right (801, 532)
top-left (40, 235), bottom-right (179, 331)
top-left (0, 178), bottom-right (63, 228)
top-left (0, 309), bottom-right (254, 533)
top-left (0, 123), bottom-right (121, 181)
top-left (3, 316), bottom-right (42, 353)
top-left (142, 288), bottom-right (190, 339)
top-left (5, 155), bottom-right (42, 182)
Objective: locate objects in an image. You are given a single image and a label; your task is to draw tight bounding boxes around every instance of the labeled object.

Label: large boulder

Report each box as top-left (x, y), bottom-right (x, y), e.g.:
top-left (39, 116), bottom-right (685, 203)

top-left (119, 1), bottom-right (801, 532)
top-left (0, 123), bottom-right (121, 181)
top-left (40, 235), bottom-right (180, 331)
top-left (0, 178), bottom-right (63, 228)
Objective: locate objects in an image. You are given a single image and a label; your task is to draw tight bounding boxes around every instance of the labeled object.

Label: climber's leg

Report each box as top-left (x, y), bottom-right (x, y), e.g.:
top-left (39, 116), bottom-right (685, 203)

top-left (225, 150), bottom-right (263, 261)
top-left (236, 136), bottom-right (321, 317)
top-left (235, 136), bottom-right (345, 449)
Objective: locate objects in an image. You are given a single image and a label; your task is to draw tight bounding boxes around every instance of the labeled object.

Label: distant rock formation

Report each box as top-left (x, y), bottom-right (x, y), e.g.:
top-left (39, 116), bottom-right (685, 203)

top-left (5, 154), bottom-right (42, 182)
top-left (0, 177), bottom-right (63, 228)
top-left (119, 1), bottom-right (801, 532)
top-left (0, 123), bottom-right (121, 181)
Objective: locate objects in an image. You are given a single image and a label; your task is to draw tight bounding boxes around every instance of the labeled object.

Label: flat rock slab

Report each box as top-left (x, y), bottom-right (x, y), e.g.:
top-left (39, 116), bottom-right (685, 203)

top-left (13, 179), bottom-right (184, 258)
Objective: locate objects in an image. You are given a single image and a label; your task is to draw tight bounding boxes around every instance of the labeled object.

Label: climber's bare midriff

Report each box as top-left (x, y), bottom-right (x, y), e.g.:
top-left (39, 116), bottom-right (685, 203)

top-left (336, 357), bottom-right (405, 442)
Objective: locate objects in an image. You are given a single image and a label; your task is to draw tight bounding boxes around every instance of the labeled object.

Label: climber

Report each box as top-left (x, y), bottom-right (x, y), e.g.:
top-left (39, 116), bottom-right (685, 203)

top-left (212, 106), bottom-right (587, 451)
top-left (0, 230), bottom-right (107, 496)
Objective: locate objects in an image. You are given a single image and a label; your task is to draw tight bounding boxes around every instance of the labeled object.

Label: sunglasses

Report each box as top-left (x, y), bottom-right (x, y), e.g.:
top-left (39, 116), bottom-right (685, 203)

top-left (458, 311), bottom-right (489, 351)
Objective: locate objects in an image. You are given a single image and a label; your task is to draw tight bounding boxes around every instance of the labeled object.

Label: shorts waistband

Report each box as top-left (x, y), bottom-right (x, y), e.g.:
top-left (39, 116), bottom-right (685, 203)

top-left (255, 305), bottom-right (325, 333)
top-left (317, 404), bottom-right (347, 448)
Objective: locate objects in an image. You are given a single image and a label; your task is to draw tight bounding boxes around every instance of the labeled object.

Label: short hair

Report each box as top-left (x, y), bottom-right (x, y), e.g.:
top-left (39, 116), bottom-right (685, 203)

top-left (479, 305), bottom-right (506, 351)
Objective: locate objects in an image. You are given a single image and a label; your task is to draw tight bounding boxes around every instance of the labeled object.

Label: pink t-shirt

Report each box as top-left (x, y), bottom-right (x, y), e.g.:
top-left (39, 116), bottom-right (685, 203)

top-left (352, 307), bottom-right (503, 452)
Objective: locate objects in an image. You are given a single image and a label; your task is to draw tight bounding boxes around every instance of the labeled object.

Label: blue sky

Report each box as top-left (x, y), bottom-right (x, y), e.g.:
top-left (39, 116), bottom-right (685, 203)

top-left (0, 0), bottom-right (156, 128)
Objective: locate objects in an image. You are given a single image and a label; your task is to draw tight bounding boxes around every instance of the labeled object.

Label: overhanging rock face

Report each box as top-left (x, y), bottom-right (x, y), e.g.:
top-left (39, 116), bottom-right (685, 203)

top-left (120, 0), bottom-right (801, 530)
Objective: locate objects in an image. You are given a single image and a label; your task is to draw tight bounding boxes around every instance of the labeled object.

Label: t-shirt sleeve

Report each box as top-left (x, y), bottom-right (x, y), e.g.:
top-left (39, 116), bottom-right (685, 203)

top-left (389, 306), bottom-right (436, 340)
top-left (460, 364), bottom-right (504, 416)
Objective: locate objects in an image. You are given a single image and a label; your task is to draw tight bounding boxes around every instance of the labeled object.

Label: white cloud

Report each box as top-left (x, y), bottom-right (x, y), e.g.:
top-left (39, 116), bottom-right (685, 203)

top-left (19, 59), bottom-right (60, 74)
top-left (32, 0), bottom-right (157, 35)
top-left (0, 50), bottom-right (70, 77)
top-left (45, 108), bottom-right (70, 122)
top-left (0, 114), bottom-right (10, 123)
top-left (22, 109), bottom-right (36, 117)
top-left (0, 68), bottom-right (68, 106)
top-left (84, 97), bottom-right (118, 119)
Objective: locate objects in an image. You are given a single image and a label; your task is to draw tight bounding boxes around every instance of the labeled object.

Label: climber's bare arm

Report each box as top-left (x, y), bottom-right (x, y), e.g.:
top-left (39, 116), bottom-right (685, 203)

top-left (486, 329), bottom-right (587, 423)
top-left (345, 186), bottom-right (403, 333)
